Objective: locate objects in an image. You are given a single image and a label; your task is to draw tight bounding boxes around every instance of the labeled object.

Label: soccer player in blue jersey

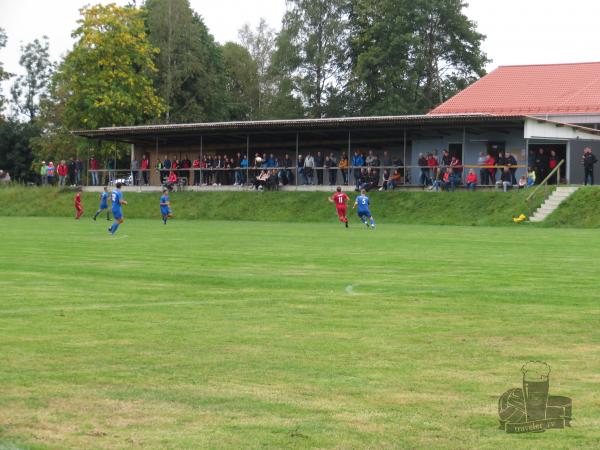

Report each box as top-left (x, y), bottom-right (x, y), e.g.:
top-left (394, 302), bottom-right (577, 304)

top-left (108, 182), bottom-right (127, 235)
top-left (160, 188), bottom-right (173, 224)
top-left (353, 189), bottom-right (375, 229)
top-left (93, 186), bottom-right (111, 221)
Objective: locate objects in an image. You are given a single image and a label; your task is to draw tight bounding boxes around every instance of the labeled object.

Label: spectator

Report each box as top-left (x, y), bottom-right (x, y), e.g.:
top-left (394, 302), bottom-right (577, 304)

top-left (68, 157), bottom-right (77, 186)
top-left (297, 154), bottom-right (306, 185)
top-left (360, 168), bottom-right (378, 192)
top-left (304, 153), bottom-right (315, 184)
top-left (440, 150), bottom-right (451, 169)
top-left (254, 170), bottom-right (269, 190)
top-left (0, 170), bottom-right (10, 185)
top-left (280, 153), bottom-right (292, 185)
top-left (418, 153), bottom-right (429, 186)
top-left (166, 170), bottom-right (177, 190)
top-left (89, 156), bottom-right (99, 186)
top-left (141, 154), bottom-right (150, 186)
top-left (548, 150), bottom-right (558, 184)
top-left (496, 167), bottom-right (512, 192)
top-left (131, 157), bottom-right (140, 186)
top-left (527, 167), bottom-right (536, 186)
top-left (534, 148), bottom-right (549, 183)
top-left (57, 160), bottom-right (68, 187)
top-left (324, 155), bottom-right (334, 185)
top-left (381, 150), bottom-right (392, 170)
top-left (465, 169), bottom-right (477, 191)
top-left (213, 155), bottom-right (222, 186)
top-left (155, 159), bottom-right (164, 184)
top-left (40, 161), bottom-right (48, 186)
top-left (379, 169), bottom-right (390, 191)
top-left (518, 175), bottom-right (527, 189)
top-left (496, 151), bottom-right (506, 168)
top-left (582, 146), bottom-right (597, 185)
top-left (75, 158), bottom-right (83, 185)
top-left (338, 153), bottom-right (348, 185)
top-left (315, 151), bottom-right (324, 185)
top-left (47, 161), bottom-right (56, 185)
top-left (506, 152), bottom-right (518, 185)
top-left (240, 154), bottom-right (249, 185)
top-left (365, 149), bottom-right (376, 167)
top-left (356, 167), bottom-right (367, 190)
top-left (163, 156), bottom-right (171, 183)
top-left (431, 168), bottom-right (443, 191)
top-left (450, 155), bottom-right (462, 178)
top-left (352, 150), bottom-right (364, 185)
top-left (477, 151), bottom-right (487, 185)
top-left (107, 157), bottom-right (116, 183)
top-left (427, 153), bottom-right (439, 172)
top-left (267, 169), bottom-right (279, 190)
top-left (484, 153), bottom-right (496, 185)
top-left (387, 169), bottom-right (402, 190)
top-left (182, 155), bottom-right (192, 184)
top-left (443, 168), bottom-right (459, 192)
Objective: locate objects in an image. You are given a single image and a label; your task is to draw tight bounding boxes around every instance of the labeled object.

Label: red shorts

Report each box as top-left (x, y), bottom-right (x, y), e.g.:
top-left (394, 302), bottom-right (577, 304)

top-left (75, 205), bottom-right (83, 211)
top-left (336, 206), bottom-right (347, 218)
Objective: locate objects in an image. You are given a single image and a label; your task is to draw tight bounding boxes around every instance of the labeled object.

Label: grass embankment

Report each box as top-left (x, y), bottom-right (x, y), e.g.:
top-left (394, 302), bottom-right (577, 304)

top-left (1, 218), bottom-right (600, 449)
top-left (0, 187), bottom-right (537, 226)
top-left (543, 187), bottom-right (600, 228)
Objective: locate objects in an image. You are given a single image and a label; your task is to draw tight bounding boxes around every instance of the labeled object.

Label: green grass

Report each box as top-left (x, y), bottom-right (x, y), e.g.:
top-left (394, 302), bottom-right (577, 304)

top-left (1, 217), bottom-right (600, 449)
top-left (543, 187), bottom-right (600, 228)
top-left (0, 186), bottom-right (540, 226)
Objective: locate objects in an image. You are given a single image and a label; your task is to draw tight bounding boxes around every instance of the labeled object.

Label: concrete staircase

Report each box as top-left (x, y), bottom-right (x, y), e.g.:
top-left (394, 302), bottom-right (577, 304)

top-left (529, 186), bottom-right (579, 222)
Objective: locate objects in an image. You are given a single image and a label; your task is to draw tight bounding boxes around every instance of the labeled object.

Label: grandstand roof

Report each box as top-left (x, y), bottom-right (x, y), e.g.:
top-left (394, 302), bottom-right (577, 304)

top-left (429, 62), bottom-right (600, 116)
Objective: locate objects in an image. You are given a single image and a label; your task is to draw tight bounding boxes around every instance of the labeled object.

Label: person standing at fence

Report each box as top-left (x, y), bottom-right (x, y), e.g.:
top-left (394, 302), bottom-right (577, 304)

top-left (46, 162), bottom-right (56, 185)
top-left (40, 161), bottom-right (48, 186)
top-left (141, 154), bottom-right (150, 185)
top-left (304, 153), bottom-right (315, 185)
top-left (89, 156), bottom-right (99, 186)
top-left (506, 152), bottom-right (518, 185)
top-left (57, 160), bottom-right (68, 187)
top-left (131, 156), bottom-right (139, 186)
top-left (582, 147), bottom-right (597, 185)
top-left (338, 153), bottom-right (348, 185)
top-left (68, 157), bottom-right (77, 186)
top-left (418, 153), bottom-right (429, 186)
top-left (315, 151), bottom-right (324, 185)
top-left (352, 150), bottom-right (364, 185)
top-left (477, 151), bottom-right (487, 185)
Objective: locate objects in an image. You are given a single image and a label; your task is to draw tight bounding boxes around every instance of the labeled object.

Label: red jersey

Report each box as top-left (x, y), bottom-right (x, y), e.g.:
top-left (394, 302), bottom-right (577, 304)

top-left (75, 193), bottom-right (81, 205)
top-left (332, 192), bottom-right (349, 207)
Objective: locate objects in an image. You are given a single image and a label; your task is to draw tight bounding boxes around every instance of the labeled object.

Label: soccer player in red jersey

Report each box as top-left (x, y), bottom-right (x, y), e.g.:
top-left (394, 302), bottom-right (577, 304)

top-left (74, 189), bottom-right (84, 220)
top-left (328, 186), bottom-right (350, 227)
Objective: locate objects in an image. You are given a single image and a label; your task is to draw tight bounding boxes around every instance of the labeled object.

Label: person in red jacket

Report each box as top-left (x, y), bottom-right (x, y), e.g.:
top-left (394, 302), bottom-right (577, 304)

top-left (141, 154), bottom-right (150, 185)
top-left (465, 169), bottom-right (477, 191)
top-left (193, 156), bottom-right (201, 186)
top-left (57, 160), bottom-right (69, 187)
top-left (74, 189), bottom-right (84, 219)
top-left (485, 154), bottom-right (496, 185)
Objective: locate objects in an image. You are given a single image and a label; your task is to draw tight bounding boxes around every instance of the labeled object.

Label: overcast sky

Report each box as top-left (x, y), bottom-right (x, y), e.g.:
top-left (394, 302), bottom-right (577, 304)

top-left (1, 0), bottom-right (600, 96)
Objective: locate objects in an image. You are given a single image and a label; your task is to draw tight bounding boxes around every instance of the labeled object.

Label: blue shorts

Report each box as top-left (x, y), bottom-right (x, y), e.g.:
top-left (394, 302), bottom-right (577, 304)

top-left (112, 209), bottom-right (123, 220)
top-left (358, 210), bottom-right (371, 218)
top-left (99, 204), bottom-right (108, 210)
top-left (160, 207), bottom-right (170, 215)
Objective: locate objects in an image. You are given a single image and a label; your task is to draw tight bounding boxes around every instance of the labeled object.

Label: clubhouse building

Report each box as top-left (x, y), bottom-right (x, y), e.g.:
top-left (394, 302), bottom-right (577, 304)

top-left (75, 62), bottom-right (600, 186)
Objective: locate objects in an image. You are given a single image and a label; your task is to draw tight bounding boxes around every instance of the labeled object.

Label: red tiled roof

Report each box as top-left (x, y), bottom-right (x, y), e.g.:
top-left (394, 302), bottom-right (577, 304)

top-left (429, 62), bottom-right (600, 115)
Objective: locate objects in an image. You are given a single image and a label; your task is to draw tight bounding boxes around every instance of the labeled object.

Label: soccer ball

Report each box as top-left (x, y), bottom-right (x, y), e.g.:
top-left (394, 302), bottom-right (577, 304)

top-left (498, 388), bottom-right (526, 424)
top-left (255, 157), bottom-right (264, 164)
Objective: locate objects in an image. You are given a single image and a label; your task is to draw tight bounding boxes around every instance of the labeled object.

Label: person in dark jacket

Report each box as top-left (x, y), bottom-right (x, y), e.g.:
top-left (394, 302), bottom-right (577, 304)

top-left (506, 152), bottom-right (518, 185)
top-left (534, 148), bottom-right (549, 183)
top-left (418, 153), bottom-right (429, 186)
top-left (582, 147), bottom-right (598, 185)
top-left (314, 151), bottom-right (324, 185)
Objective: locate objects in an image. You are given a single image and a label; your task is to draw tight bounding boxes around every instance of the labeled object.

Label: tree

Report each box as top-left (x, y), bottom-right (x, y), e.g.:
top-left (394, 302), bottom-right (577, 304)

top-left (0, 27), bottom-right (12, 117)
top-left (145, 0), bottom-right (228, 123)
top-left (221, 42), bottom-right (259, 120)
top-left (238, 19), bottom-right (276, 118)
top-left (348, 0), bottom-right (488, 115)
top-left (56, 3), bottom-right (165, 130)
top-left (10, 36), bottom-right (54, 121)
top-left (0, 119), bottom-right (39, 182)
top-left (275, 0), bottom-right (349, 118)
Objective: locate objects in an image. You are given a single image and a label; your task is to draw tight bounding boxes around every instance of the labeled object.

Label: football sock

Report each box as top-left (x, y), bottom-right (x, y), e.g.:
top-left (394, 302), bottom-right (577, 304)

top-left (370, 218), bottom-right (375, 227)
top-left (111, 223), bottom-right (120, 234)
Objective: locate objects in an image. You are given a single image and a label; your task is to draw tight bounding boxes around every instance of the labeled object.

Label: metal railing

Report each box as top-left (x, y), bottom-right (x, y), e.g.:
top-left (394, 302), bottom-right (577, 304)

top-left (526, 159), bottom-right (564, 216)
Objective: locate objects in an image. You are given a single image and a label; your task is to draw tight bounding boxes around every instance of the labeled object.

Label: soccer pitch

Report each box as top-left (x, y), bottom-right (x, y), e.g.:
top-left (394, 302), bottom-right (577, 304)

top-left (1, 217), bottom-right (600, 449)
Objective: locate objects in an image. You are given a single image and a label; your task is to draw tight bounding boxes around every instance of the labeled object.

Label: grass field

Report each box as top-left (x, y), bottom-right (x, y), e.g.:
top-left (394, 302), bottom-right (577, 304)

top-left (1, 216), bottom-right (600, 449)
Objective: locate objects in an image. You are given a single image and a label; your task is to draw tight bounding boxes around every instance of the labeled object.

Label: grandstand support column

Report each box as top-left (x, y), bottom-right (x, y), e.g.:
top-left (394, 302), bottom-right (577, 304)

top-left (200, 135), bottom-right (203, 186)
top-left (403, 129), bottom-right (407, 185)
top-left (246, 135), bottom-right (250, 186)
top-left (155, 137), bottom-right (159, 186)
top-left (462, 127), bottom-right (466, 177)
top-left (347, 130), bottom-right (351, 187)
top-left (295, 132), bottom-right (299, 186)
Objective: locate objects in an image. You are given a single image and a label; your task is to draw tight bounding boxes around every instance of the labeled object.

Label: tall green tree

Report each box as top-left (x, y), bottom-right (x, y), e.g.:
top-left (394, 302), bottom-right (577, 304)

top-left (10, 36), bottom-right (54, 121)
top-left (349, 0), bottom-right (488, 115)
top-left (221, 42), bottom-right (259, 120)
top-left (145, 0), bottom-right (228, 123)
top-left (0, 119), bottom-right (39, 182)
top-left (275, 0), bottom-right (349, 118)
top-left (32, 3), bottom-right (165, 161)
top-left (0, 27), bottom-right (12, 117)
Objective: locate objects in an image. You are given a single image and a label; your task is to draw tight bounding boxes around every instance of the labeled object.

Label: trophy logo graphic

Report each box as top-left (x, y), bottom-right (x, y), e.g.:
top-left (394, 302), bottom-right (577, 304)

top-left (498, 361), bottom-right (572, 433)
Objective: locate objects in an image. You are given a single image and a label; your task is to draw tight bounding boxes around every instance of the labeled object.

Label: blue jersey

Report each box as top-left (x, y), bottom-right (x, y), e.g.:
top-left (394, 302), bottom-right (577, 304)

top-left (160, 195), bottom-right (170, 213)
top-left (100, 191), bottom-right (108, 208)
top-left (111, 189), bottom-right (123, 213)
top-left (356, 194), bottom-right (370, 213)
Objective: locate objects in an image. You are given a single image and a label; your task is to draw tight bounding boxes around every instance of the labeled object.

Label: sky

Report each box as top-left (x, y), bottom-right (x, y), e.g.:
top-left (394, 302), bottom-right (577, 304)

top-left (1, 0), bottom-right (600, 97)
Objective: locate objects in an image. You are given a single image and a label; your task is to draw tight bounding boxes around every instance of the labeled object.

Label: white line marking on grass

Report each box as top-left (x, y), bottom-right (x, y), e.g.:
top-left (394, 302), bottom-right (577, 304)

top-left (345, 285), bottom-right (362, 296)
top-left (103, 234), bottom-right (129, 240)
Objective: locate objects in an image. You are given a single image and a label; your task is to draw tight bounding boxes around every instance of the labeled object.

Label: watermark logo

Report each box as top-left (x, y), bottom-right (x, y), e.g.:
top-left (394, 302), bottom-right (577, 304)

top-left (498, 361), bottom-right (572, 433)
